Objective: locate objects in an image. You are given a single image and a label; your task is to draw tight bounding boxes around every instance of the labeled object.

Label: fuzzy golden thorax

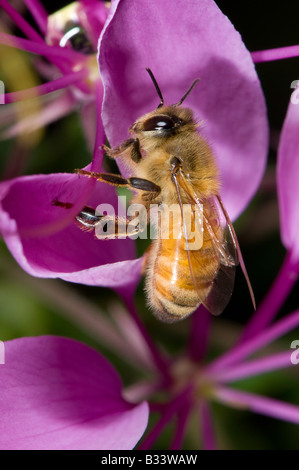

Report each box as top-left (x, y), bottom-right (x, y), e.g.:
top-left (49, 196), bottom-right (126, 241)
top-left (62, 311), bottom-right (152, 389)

top-left (130, 105), bottom-right (220, 203)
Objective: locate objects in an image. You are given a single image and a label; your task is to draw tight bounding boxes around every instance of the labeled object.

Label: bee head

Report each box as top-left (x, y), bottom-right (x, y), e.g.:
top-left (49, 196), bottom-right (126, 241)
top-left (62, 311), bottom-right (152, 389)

top-left (130, 69), bottom-right (199, 137)
top-left (130, 106), bottom-right (195, 136)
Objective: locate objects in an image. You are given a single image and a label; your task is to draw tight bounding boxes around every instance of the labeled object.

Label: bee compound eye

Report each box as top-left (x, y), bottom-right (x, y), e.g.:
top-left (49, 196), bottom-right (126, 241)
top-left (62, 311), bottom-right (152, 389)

top-left (143, 115), bottom-right (175, 131)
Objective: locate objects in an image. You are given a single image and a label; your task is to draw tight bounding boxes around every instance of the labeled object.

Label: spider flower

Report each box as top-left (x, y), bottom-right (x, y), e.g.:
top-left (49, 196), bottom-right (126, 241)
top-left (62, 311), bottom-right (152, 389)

top-left (0, 307), bottom-right (298, 450)
top-left (0, 0), bottom-right (110, 147)
top-left (0, 0), bottom-right (268, 291)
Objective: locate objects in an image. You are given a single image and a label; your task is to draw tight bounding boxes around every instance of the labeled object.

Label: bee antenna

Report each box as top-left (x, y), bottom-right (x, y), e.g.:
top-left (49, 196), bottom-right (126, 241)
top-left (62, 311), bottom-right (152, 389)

top-left (174, 78), bottom-right (200, 106)
top-left (146, 68), bottom-right (164, 108)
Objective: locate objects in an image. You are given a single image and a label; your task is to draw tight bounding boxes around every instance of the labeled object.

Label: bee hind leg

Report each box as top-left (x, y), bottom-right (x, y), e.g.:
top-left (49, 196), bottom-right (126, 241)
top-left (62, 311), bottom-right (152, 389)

top-left (76, 210), bottom-right (147, 240)
top-left (51, 198), bottom-right (145, 238)
top-left (141, 242), bottom-right (155, 275)
top-left (75, 169), bottom-right (161, 196)
top-left (52, 200), bottom-right (102, 233)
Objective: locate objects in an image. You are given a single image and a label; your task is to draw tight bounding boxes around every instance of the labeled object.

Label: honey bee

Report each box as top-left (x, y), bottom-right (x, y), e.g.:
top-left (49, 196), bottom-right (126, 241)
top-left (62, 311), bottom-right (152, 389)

top-left (54, 69), bottom-right (255, 322)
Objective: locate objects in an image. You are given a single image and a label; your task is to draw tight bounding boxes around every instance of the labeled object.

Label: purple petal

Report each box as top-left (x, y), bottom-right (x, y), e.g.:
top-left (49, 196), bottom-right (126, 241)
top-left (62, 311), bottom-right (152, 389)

top-left (277, 91), bottom-right (299, 260)
top-left (0, 173), bottom-right (141, 288)
top-left (99, 0), bottom-right (268, 220)
top-left (215, 386), bottom-right (299, 425)
top-left (0, 336), bottom-right (149, 450)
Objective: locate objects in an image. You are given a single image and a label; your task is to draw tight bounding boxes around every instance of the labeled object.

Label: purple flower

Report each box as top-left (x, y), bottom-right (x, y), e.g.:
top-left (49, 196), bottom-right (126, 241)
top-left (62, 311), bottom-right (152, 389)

top-left (0, 0), bottom-right (268, 291)
top-left (1, 2), bottom-right (299, 451)
top-left (251, 48), bottom-right (299, 266)
top-left (138, 307), bottom-right (299, 450)
top-left (0, 0), bottom-right (141, 290)
top-left (0, 0), bottom-right (109, 148)
top-left (277, 87), bottom-right (299, 263)
top-left (0, 172), bottom-right (141, 289)
top-left (0, 307), bottom-right (298, 449)
top-left (0, 336), bottom-right (149, 450)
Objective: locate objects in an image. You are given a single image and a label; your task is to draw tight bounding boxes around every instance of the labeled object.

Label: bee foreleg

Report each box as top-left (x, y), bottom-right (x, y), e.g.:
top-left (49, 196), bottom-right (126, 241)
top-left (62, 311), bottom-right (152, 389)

top-left (130, 139), bottom-right (142, 163)
top-left (96, 214), bottom-right (148, 239)
top-left (101, 138), bottom-right (142, 163)
top-left (52, 199), bottom-right (146, 238)
top-left (76, 169), bottom-right (130, 187)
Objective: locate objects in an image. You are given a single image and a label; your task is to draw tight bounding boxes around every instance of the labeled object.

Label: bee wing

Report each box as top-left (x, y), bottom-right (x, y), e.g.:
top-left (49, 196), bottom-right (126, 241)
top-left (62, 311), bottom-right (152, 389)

top-left (171, 172), bottom-right (214, 308)
top-left (214, 194), bottom-right (256, 310)
top-left (173, 171), bottom-right (255, 315)
top-left (201, 199), bottom-right (237, 316)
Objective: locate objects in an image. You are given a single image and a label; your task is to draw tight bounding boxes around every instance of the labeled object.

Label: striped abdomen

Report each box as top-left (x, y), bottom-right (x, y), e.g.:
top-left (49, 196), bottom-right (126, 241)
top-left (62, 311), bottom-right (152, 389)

top-left (145, 208), bottom-right (221, 322)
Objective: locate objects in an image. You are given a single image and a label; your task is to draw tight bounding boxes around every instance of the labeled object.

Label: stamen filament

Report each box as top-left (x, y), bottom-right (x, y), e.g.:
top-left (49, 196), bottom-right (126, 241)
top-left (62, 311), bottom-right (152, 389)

top-left (169, 402), bottom-right (191, 450)
top-left (240, 251), bottom-right (299, 343)
top-left (121, 294), bottom-right (171, 381)
top-left (214, 351), bottom-right (293, 383)
top-left (188, 306), bottom-right (211, 362)
top-left (252, 45), bottom-right (299, 63)
top-left (139, 387), bottom-right (192, 450)
top-left (214, 386), bottom-right (299, 424)
top-left (24, 0), bottom-right (48, 36)
top-left (199, 400), bottom-right (216, 450)
top-left (207, 309), bottom-right (299, 372)
top-left (4, 69), bottom-right (89, 103)
top-left (0, 0), bottom-right (43, 43)
top-left (0, 32), bottom-right (84, 63)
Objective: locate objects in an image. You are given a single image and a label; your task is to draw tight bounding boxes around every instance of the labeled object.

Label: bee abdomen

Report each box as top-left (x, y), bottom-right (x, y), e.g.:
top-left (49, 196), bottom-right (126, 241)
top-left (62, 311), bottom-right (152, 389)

top-left (146, 240), bottom-right (218, 322)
